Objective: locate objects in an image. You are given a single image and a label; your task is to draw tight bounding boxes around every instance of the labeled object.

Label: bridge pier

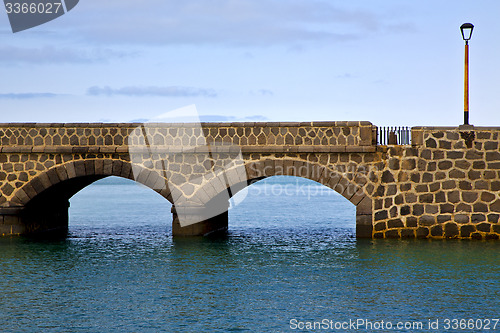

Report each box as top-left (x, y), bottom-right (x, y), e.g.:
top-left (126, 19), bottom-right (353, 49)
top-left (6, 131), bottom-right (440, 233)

top-left (171, 204), bottom-right (229, 237)
top-left (0, 201), bottom-right (69, 237)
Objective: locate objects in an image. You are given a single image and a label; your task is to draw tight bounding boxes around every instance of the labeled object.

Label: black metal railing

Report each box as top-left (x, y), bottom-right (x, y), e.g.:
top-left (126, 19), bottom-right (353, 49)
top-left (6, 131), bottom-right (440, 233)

top-left (377, 126), bottom-right (411, 145)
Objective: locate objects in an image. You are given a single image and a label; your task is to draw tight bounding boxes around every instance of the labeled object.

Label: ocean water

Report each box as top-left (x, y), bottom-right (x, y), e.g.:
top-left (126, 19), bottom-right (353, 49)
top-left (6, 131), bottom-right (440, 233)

top-left (0, 177), bottom-right (499, 332)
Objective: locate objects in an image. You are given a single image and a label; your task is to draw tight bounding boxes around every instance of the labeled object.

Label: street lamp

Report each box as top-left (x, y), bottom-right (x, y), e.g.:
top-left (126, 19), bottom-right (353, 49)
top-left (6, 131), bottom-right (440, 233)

top-left (461, 23), bottom-right (474, 125)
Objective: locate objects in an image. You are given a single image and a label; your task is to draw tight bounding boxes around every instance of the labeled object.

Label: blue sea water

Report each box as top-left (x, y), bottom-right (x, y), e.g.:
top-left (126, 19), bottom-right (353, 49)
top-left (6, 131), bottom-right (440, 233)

top-left (0, 176), bottom-right (499, 332)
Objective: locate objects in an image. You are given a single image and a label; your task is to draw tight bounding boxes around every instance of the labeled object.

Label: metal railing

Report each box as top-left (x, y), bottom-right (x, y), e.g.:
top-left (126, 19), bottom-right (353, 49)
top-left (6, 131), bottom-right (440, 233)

top-left (377, 126), bottom-right (411, 145)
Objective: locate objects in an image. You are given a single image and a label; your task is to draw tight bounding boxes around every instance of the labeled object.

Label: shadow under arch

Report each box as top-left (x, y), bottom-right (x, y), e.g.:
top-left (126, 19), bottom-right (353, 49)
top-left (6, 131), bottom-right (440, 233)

top-left (190, 158), bottom-right (373, 238)
top-left (10, 159), bottom-right (173, 236)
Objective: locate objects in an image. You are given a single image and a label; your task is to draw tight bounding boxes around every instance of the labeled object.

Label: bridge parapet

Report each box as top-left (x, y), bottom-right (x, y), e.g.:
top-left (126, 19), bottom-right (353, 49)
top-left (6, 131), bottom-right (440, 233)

top-left (0, 121), bottom-right (375, 153)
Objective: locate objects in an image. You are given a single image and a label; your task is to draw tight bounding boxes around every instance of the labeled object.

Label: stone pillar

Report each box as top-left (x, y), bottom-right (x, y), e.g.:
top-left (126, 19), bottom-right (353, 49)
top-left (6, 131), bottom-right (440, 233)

top-left (171, 204), bottom-right (229, 237)
top-left (355, 196), bottom-right (373, 238)
top-left (0, 207), bottom-right (25, 236)
top-left (0, 201), bottom-right (69, 237)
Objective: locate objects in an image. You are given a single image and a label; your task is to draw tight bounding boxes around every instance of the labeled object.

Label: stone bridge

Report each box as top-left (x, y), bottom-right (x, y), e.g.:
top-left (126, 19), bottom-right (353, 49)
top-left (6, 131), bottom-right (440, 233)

top-left (0, 122), bottom-right (499, 239)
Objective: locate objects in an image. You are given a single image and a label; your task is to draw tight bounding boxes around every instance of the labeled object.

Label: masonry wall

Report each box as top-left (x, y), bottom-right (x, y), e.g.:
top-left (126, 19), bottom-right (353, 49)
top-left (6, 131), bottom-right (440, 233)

top-left (1, 122), bottom-right (500, 239)
top-left (372, 127), bottom-right (500, 239)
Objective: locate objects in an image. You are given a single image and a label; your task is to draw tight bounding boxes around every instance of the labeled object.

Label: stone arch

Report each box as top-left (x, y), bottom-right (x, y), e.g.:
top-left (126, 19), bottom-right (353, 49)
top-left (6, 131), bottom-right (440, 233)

top-left (8, 159), bottom-right (173, 235)
top-left (189, 157), bottom-right (373, 237)
top-left (11, 159), bottom-right (173, 207)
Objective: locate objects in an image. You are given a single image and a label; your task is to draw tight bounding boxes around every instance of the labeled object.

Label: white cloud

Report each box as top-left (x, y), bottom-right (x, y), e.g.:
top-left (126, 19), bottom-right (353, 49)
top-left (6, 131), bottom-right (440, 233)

top-left (0, 92), bottom-right (59, 99)
top-left (0, 45), bottom-right (131, 64)
top-left (87, 86), bottom-right (217, 98)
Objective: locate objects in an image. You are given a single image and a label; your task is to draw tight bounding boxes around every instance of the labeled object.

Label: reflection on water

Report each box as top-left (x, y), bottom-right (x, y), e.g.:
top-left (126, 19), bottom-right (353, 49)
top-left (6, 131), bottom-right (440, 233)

top-left (0, 177), bottom-right (499, 332)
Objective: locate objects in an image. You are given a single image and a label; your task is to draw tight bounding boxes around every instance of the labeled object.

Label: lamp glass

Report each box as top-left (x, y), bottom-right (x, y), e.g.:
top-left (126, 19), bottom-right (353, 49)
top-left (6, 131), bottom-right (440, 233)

top-left (460, 23), bottom-right (474, 41)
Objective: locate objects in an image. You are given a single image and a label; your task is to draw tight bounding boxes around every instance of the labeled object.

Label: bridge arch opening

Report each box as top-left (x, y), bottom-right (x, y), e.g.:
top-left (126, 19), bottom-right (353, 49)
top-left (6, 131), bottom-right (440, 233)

top-left (228, 176), bottom-right (356, 233)
top-left (11, 160), bottom-right (173, 236)
top-left (69, 176), bottom-right (171, 235)
top-left (182, 158), bottom-right (373, 238)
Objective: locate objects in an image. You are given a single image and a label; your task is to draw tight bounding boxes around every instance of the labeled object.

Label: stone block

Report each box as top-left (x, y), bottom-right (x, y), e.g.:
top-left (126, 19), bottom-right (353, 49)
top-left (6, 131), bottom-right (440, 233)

top-left (490, 200), bottom-right (500, 213)
top-left (476, 222), bottom-right (491, 232)
top-left (425, 138), bottom-right (437, 148)
top-left (381, 170), bottom-right (395, 183)
top-left (374, 210), bottom-right (388, 221)
top-left (444, 223), bottom-right (459, 238)
top-left (419, 215), bottom-right (435, 226)
top-left (460, 225), bottom-right (475, 237)
top-left (447, 151), bottom-right (464, 159)
top-left (416, 184), bottom-right (428, 193)
top-left (385, 230), bottom-right (399, 238)
top-left (387, 219), bottom-right (404, 229)
top-left (425, 205), bottom-right (439, 214)
top-left (74, 161), bottom-right (86, 177)
top-left (406, 216), bottom-right (418, 228)
top-left (471, 233), bottom-right (483, 240)
top-left (458, 181), bottom-right (473, 191)
top-left (374, 221), bottom-right (386, 231)
top-left (454, 214), bottom-right (469, 224)
top-left (462, 192), bottom-right (478, 203)
top-left (439, 203), bottom-right (455, 214)
top-left (401, 229), bottom-right (415, 238)
top-left (456, 203), bottom-right (472, 212)
top-left (356, 196), bottom-right (372, 215)
top-left (486, 234), bottom-right (500, 240)
top-left (437, 215), bottom-right (452, 223)
top-left (449, 169), bottom-right (466, 179)
top-left (416, 227), bottom-right (429, 238)
top-left (413, 204), bottom-right (424, 216)
top-left (471, 214), bottom-right (486, 223)
top-left (473, 202), bottom-right (488, 213)
top-left (430, 225), bottom-right (443, 237)
top-left (442, 180), bottom-right (456, 190)
top-left (484, 141), bottom-right (498, 150)
top-left (401, 159), bottom-right (416, 170)
top-left (488, 214), bottom-right (500, 223)
top-left (422, 172), bottom-right (433, 183)
top-left (400, 205), bottom-right (411, 215)
top-left (480, 192), bottom-right (496, 202)
top-left (419, 194), bottom-right (433, 203)
top-left (46, 168), bottom-right (60, 186)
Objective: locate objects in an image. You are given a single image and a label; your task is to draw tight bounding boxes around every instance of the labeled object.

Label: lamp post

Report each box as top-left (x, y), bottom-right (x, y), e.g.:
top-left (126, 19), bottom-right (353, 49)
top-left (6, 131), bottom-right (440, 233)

top-left (460, 23), bottom-right (474, 125)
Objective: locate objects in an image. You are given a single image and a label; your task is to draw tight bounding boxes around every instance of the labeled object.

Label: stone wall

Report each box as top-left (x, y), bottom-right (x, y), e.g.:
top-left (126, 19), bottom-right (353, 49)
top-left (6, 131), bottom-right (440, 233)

top-left (1, 122), bottom-right (500, 239)
top-left (0, 122), bottom-right (375, 237)
top-left (0, 121), bottom-right (373, 149)
top-left (372, 127), bottom-right (500, 239)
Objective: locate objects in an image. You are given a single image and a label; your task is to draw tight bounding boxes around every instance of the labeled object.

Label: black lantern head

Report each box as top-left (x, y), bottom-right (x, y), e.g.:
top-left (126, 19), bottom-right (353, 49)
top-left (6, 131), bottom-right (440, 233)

top-left (461, 23), bottom-right (474, 41)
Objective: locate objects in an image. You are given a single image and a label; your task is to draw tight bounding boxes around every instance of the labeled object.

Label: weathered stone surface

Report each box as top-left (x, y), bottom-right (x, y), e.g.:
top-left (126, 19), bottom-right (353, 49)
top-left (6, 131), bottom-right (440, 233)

top-left (430, 225), bottom-right (443, 237)
top-left (374, 222), bottom-right (386, 231)
top-left (387, 219), bottom-right (404, 228)
top-left (1, 124), bottom-right (500, 239)
top-left (444, 223), bottom-right (459, 238)
top-left (454, 214), bottom-right (470, 224)
top-left (406, 216), bottom-right (418, 228)
top-left (460, 225), bottom-right (475, 237)
top-left (401, 229), bottom-right (415, 238)
top-left (416, 227), bottom-right (429, 238)
top-left (477, 223), bottom-right (491, 232)
top-left (490, 200), bottom-right (500, 213)
top-left (419, 215), bottom-right (435, 226)
top-left (488, 214), bottom-right (500, 223)
top-left (385, 230), bottom-right (399, 238)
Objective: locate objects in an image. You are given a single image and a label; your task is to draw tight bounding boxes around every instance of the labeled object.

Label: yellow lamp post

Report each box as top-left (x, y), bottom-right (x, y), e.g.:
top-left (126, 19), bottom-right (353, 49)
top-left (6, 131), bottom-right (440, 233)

top-left (460, 23), bottom-right (474, 125)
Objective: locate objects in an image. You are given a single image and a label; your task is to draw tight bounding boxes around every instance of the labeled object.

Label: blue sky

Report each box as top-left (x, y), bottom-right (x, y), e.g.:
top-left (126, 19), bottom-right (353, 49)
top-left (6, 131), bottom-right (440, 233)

top-left (1, 0), bottom-right (499, 126)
